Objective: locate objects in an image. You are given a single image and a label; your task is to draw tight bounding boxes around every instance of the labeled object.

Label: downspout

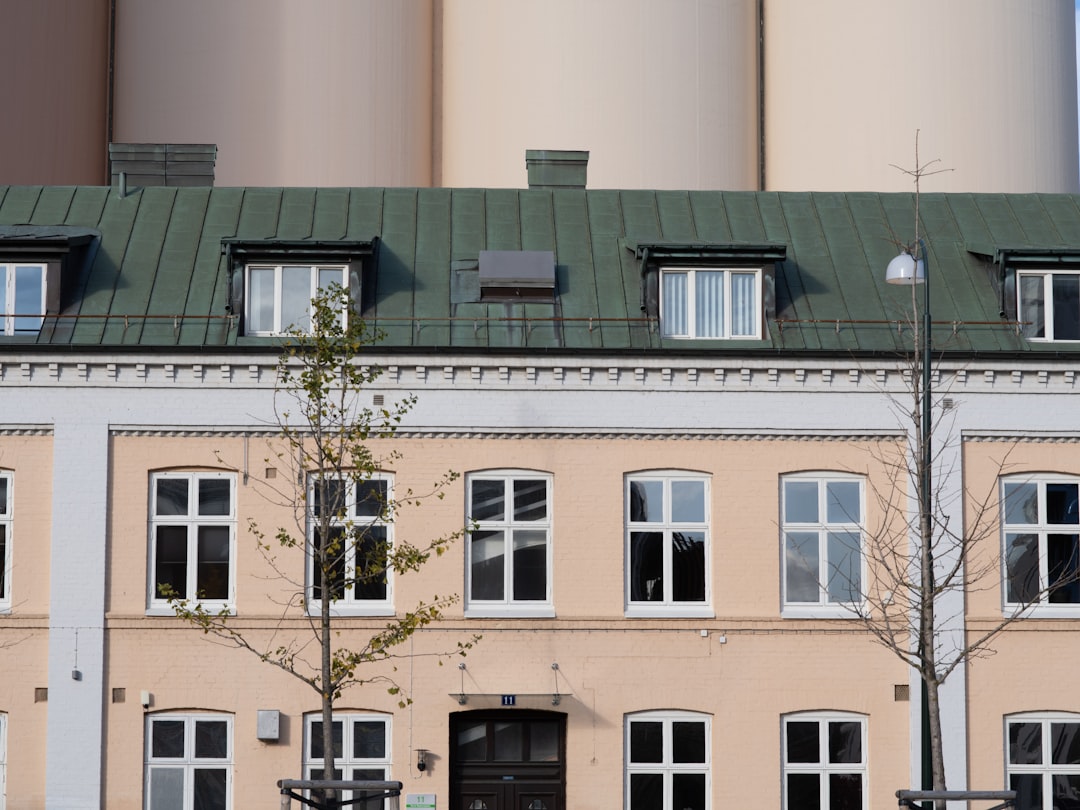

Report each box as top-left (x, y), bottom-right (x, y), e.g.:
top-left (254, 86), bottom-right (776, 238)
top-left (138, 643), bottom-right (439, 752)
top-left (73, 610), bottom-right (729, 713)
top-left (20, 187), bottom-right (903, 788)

top-left (105, 0), bottom-right (117, 182)
top-left (757, 0), bottom-right (766, 191)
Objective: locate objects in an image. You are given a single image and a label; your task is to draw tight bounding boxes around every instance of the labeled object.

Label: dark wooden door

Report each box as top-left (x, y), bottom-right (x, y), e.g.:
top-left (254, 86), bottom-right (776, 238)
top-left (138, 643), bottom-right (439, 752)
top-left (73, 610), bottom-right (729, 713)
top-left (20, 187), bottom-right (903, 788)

top-left (451, 711), bottom-right (566, 810)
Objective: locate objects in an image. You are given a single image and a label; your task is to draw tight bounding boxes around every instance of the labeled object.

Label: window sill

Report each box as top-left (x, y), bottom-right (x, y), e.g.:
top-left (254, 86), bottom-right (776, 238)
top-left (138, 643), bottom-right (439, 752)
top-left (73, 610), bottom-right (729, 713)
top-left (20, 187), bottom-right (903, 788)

top-left (782, 605), bottom-right (862, 620)
top-left (1005, 605), bottom-right (1080, 619)
top-left (624, 605), bottom-right (714, 619)
top-left (464, 605), bottom-right (556, 619)
top-left (306, 604), bottom-right (396, 618)
top-left (145, 605), bottom-right (236, 617)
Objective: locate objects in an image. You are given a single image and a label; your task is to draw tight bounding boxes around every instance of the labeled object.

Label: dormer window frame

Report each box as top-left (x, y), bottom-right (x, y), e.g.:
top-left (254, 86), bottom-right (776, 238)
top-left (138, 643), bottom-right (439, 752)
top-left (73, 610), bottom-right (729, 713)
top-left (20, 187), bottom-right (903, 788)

top-left (0, 262), bottom-right (47, 336)
top-left (630, 241), bottom-right (784, 342)
top-left (222, 239), bottom-right (376, 339)
top-left (244, 262), bottom-right (350, 336)
top-left (1016, 268), bottom-right (1080, 343)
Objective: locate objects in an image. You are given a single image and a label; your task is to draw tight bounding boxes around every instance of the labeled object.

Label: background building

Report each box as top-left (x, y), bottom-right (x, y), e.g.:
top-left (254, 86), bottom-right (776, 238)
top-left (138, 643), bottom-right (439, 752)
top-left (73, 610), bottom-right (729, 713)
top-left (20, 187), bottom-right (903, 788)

top-left (2, 0), bottom-right (1077, 192)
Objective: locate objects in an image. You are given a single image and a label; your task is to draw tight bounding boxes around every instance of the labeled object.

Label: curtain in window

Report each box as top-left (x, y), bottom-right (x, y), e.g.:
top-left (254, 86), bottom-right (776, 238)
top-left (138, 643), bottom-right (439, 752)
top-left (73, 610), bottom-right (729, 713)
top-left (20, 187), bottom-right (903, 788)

top-left (662, 272), bottom-right (688, 337)
top-left (1020, 275), bottom-right (1046, 339)
top-left (694, 271), bottom-right (724, 338)
top-left (730, 272), bottom-right (757, 337)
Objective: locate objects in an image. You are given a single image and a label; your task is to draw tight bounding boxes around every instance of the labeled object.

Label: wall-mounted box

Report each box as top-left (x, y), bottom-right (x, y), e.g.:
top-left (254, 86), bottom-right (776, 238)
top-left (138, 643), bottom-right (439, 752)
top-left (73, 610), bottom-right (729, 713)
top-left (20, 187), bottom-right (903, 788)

top-left (257, 710), bottom-right (281, 741)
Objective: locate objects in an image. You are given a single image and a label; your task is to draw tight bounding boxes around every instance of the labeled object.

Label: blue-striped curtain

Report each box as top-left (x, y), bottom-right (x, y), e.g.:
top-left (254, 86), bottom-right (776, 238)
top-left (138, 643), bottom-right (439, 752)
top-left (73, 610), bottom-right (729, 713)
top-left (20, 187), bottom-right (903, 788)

top-left (730, 272), bottom-right (757, 337)
top-left (695, 271), bottom-right (725, 338)
top-left (662, 272), bottom-right (688, 337)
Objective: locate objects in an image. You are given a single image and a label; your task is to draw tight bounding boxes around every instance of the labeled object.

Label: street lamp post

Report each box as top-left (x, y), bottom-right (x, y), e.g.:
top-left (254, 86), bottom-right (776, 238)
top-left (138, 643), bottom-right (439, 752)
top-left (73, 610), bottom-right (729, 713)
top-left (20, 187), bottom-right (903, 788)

top-left (886, 240), bottom-right (934, 797)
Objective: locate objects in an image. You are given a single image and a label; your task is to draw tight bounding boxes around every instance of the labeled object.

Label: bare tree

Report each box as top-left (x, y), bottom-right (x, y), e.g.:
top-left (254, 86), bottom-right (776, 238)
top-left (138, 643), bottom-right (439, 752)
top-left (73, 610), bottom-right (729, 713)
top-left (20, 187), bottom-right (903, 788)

top-left (165, 286), bottom-right (477, 809)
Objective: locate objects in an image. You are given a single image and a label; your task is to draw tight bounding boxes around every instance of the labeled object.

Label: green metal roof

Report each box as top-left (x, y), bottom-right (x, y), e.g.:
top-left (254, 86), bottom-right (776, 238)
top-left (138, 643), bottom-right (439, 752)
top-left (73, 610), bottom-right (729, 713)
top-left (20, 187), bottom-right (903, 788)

top-left (1, 184), bottom-right (1079, 354)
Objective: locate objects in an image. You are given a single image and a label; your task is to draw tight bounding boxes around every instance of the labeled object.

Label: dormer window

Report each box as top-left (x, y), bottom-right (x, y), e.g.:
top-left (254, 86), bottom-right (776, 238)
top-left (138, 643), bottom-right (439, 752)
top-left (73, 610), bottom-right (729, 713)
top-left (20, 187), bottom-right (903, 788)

top-left (245, 264), bottom-right (349, 335)
top-left (1018, 269), bottom-right (1080, 342)
top-left (660, 267), bottom-right (761, 339)
top-left (222, 239), bottom-right (374, 338)
top-left (0, 263), bottom-right (46, 335)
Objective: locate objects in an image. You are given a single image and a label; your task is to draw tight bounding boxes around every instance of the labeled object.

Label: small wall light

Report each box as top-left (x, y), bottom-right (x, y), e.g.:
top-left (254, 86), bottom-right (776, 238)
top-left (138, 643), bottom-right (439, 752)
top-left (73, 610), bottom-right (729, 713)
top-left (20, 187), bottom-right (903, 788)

top-left (416, 748), bottom-right (429, 772)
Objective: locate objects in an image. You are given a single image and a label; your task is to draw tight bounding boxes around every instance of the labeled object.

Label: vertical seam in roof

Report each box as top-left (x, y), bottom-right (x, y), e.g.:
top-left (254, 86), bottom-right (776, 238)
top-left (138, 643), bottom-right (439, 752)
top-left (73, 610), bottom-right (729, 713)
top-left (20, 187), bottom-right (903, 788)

top-left (685, 190), bottom-right (699, 241)
top-left (137, 188), bottom-right (180, 345)
top-left (184, 188), bottom-right (216, 346)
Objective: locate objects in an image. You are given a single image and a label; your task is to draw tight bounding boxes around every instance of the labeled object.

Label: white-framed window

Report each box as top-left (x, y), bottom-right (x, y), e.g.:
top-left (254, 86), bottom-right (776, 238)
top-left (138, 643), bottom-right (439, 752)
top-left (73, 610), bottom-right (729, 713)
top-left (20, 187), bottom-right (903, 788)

top-left (0, 472), bottom-right (11, 610)
top-left (782, 474), bottom-right (864, 615)
top-left (465, 472), bottom-right (553, 617)
top-left (0, 263), bottom-right (46, 336)
top-left (304, 712), bottom-right (391, 810)
top-left (1002, 476), bottom-right (1080, 613)
top-left (783, 712), bottom-right (867, 810)
top-left (660, 267), bottom-right (761, 339)
top-left (145, 713), bottom-right (232, 810)
top-left (148, 472), bottom-right (235, 613)
top-left (1007, 713), bottom-right (1080, 810)
top-left (1018, 270), bottom-right (1080, 342)
top-left (625, 711), bottom-right (710, 810)
top-left (626, 472), bottom-right (710, 616)
top-left (308, 474), bottom-right (393, 615)
top-left (244, 264), bottom-right (349, 335)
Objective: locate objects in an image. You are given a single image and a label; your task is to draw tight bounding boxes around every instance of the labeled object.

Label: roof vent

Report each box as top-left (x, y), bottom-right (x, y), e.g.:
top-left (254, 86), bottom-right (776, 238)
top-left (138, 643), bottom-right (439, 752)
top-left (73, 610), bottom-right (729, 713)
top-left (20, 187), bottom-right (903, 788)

top-left (525, 150), bottom-right (588, 190)
top-left (109, 143), bottom-right (217, 187)
top-left (479, 250), bottom-right (556, 300)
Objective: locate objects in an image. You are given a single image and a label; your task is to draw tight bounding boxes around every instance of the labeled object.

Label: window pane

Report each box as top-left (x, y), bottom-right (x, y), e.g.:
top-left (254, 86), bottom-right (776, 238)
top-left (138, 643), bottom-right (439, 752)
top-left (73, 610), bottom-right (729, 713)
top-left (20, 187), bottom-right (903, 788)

top-left (671, 480), bottom-right (705, 523)
top-left (353, 720), bottom-right (386, 759)
top-left (309, 720), bottom-right (344, 760)
top-left (786, 532), bottom-right (821, 603)
top-left (152, 720), bottom-right (186, 758)
top-left (662, 272), bottom-right (689, 337)
top-left (352, 526), bottom-right (388, 601)
top-left (0, 526), bottom-right (6, 598)
top-left (672, 721), bottom-right (706, 763)
top-left (471, 480), bottom-right (505, 521)
top-left (826, 482), bottom-right (860, 524)
top-left (149, 767), bottom-right (185, 810)
top-left (196, 527), bottom-right (230, 600)
top-left (1047, 483), bottom-right (1079, 525)
top-left (512, 530), bottom-right (547, 601)
top-left (247, 267), bottom-right (275, 333)
top-left (0, 267), bottom-right (6, 326)
top-left (313, 478), bottom-right (347, 516)
top-left (1009, 722), bottom-right (1044, 765)
top-left (629, 480), bottom-right (664, 523)
top-left (513, 479), bottom-right (547, 521)
top-left (694, 270), bottom-right (724, 338)
top-left (629, 721), bottom-right (663, 763)
top-left (530, 722), bottom-right (559, 762)
top-left (828, 722), bottom-right (862, 764)
top-left (13, 264), bottom-right (43, 332)
top-left (156, 478), bottom-right (189, 516)
top-left (1048, 534), bottom-right (1080, 603)
top-left (318, 267), bottom-right (343, 292)
top-left (155, 527), bottom-right (189, 597)
top-left (826, 531), bottom-right (861, 603)
top-left (355, 480), bottom-right (387, 518)
top-left (1052, 774), bottom-right (1080, 810)
top-left (629, 773), bottom-right (663, 810)
top-left (470, 531), bottom-right (505, 600)
top-left (493, 721), bottom-right (524, 761)
top-left (785, 481), bottom-right (819, 523)
top-left (1011, 773), bottom-right (1042, 810)
top-left (313, 526), bottom-right (346, 601)
top-left (198, 479), bottom-right (231, 516)
top-left (671, 531), bottom-right (706, 602)
top-left (1052, 274), bottom-right (1080, 341)
top-left (787, 773), bottom-right (821, 810)
top-left (730, 271), bottom-right (757, 337)
top-left (1005, 534), bottom-right (1039, 604)
top-left (193, 768), bottom-right (227, 810)
top-left (1020, 275), bottom-right (1046, 339)
top-left (829, 773), bottom-right (863, 810)
top-left (786, 721), bottom-right (820, 763)
top-left (457, 721), bottom-right (487, 761)
top-left (1053, 723), bottom-right (1080, 765)
top-left (281, 266), bottom-right (312, 332)
top-left (672, 773), bottom-right (707, 810)
top-left (629, 532), bottom-right (663, 601)
top-left (194, 720), bottom-right (228, 759)
top-left (0, 477), bottom-right (6, 514)
top-left (1004, 482), bottom-right (1039, 525)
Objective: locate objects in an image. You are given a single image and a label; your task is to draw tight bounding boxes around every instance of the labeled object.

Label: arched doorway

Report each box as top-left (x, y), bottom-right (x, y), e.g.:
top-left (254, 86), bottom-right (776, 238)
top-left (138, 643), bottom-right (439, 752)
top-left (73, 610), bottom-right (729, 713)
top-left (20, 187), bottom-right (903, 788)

top-left (450, 710), bottom-right (566, 810)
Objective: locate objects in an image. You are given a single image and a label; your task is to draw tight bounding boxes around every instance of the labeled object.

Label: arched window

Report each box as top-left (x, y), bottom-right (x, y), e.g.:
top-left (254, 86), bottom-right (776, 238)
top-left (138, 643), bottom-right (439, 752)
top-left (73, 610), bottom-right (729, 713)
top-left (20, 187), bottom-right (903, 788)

top-left (782, 711), bottom-right (867, 810)
top-left (1005, 712), bottom-right (1080, 810)
top-left (625, 710), bottom-right (710, 810)
top-left (304, 712), bottom-right (392, 809)
top-left (145, 712), bottom-right (232, 810)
